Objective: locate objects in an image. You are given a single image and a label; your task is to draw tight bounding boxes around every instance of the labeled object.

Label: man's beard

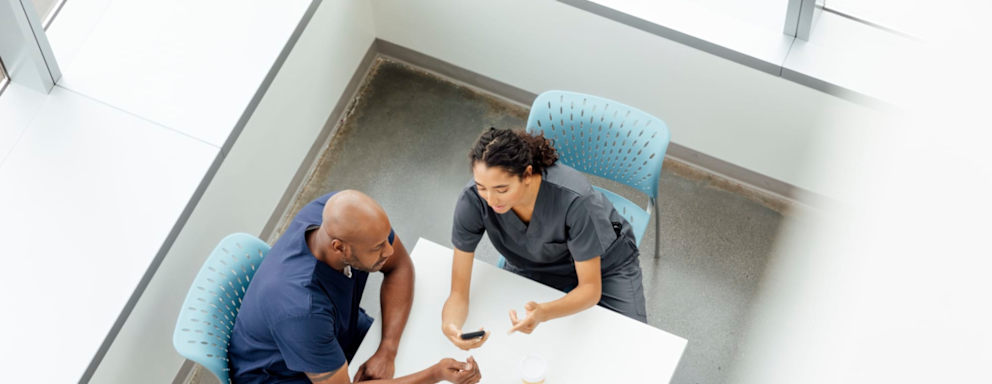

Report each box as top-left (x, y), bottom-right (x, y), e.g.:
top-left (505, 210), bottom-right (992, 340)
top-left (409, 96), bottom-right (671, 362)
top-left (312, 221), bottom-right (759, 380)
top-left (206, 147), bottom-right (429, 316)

top-left (343, 247), bottom-right (369, 272)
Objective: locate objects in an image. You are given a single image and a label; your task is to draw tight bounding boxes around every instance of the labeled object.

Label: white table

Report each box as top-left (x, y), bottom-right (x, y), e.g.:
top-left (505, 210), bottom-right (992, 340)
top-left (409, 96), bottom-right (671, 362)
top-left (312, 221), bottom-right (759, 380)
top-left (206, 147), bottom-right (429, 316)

top-left (351, 238), bottom-right (687, 383)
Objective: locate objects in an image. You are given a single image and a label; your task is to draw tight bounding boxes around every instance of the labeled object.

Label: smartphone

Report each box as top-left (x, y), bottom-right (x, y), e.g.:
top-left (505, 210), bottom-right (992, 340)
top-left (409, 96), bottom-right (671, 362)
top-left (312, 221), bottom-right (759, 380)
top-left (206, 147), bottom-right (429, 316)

top-left (460, 330), bottom-right (486, 340)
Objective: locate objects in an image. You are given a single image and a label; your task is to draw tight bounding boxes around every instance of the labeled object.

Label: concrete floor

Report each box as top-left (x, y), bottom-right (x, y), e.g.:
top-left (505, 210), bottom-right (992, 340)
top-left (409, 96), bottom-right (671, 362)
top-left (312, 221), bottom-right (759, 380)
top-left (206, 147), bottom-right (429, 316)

top-left (277, 59), bottom-right (783, 384)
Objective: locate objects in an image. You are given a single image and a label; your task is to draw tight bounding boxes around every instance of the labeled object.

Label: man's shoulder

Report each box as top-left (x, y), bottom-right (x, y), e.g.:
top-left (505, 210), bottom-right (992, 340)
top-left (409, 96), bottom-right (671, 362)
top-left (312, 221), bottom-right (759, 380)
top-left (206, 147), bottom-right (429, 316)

top-left (293, 192), bottom-right (338, 224)
top-left (243, 250), bottom-right (321, 320)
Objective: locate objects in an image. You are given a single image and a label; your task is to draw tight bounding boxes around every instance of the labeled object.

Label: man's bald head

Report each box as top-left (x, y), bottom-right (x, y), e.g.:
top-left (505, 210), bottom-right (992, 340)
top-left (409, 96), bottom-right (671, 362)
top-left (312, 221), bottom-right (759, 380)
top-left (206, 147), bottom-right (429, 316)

top-left (303, 190), bottom-right (395, 274)
top-left (322, 190), bottom-right (390, 245)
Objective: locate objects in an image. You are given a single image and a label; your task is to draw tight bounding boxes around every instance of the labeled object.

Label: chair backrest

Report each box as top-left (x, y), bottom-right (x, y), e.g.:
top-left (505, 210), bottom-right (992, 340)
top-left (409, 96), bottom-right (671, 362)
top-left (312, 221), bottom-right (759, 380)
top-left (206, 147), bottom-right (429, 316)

top-left (527, 90), bottom-right (670, 201)
top-left (173, 233), bottom-right (270, 384)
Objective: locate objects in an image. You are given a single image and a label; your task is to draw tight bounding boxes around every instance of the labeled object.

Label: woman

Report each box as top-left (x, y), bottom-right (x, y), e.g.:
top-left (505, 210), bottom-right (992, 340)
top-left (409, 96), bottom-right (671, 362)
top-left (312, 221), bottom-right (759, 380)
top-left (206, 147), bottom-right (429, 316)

top-left (441, 127), bottom-right (648, 350)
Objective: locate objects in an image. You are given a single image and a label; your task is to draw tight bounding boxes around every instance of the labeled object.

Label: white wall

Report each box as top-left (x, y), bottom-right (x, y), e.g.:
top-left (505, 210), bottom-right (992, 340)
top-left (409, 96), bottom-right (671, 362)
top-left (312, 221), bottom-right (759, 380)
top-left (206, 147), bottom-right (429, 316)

top-left (369, 0), bottom-right (887, 199)
top-left (728, 32), bottom-right (992, 383)
top-left (88, 1), bottom-right (376, 382)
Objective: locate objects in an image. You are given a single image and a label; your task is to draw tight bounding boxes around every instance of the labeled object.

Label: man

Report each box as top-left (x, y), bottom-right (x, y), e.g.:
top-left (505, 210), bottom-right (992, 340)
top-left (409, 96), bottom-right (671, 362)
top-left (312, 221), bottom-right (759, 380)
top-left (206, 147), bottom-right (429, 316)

top-left (229, 190), bottom-right (481, 384)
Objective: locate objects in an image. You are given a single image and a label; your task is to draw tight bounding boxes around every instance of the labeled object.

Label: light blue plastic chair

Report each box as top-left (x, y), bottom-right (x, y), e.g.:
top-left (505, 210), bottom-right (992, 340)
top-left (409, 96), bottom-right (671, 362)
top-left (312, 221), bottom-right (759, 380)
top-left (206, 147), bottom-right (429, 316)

top-left (528, 90), bottom-right (670, 256)
top-left (173, 233), bottom-right (270, 384)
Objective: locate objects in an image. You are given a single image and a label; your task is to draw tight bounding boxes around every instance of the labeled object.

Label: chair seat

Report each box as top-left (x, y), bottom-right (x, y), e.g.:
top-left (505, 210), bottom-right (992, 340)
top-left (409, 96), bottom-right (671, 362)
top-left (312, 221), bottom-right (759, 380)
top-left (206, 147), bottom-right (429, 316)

top-left (593, 186), bottom-right (649, 247)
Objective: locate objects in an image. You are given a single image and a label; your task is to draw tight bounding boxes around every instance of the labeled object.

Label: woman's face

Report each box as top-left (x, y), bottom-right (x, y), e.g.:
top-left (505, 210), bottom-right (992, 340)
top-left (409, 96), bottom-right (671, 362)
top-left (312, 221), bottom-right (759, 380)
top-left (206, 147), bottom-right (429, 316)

top-left (472, 162), bottom-right (533, 214)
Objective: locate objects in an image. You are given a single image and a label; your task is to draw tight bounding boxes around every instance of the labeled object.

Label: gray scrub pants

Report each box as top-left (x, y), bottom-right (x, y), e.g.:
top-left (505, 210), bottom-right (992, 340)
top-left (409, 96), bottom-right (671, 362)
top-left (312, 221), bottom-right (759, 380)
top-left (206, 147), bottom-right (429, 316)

top-left (502, 256), bottom-right (648, 323)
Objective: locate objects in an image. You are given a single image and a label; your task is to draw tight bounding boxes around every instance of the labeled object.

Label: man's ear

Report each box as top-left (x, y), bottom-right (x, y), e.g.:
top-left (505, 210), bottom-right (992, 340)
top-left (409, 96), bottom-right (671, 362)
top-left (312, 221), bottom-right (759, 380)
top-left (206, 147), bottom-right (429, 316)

top-left (330, 238), bottom-right (346, 255)
top-left (524, 165), bottom-right (534, 179)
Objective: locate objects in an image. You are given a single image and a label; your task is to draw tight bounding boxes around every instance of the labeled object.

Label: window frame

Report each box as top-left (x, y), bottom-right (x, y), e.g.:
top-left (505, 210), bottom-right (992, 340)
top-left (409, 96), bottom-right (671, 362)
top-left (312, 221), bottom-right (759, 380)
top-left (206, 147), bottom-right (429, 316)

top-left (38, 0), bottom-right (68, 30)
top-left (0, 56), bottom-right (9, 95)
top-left (784, 0), bottom-right (819, 40)
top-left (0, 0), bottom-right (62, 95)
top-left (561, 0), bottom-right (920, 106)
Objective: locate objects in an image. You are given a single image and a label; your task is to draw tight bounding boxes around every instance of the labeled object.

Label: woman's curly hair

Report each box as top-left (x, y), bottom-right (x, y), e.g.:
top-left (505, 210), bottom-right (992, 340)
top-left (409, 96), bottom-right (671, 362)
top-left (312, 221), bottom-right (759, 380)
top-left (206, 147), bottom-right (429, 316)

top-left (470, 127), bottom-right (558, 177)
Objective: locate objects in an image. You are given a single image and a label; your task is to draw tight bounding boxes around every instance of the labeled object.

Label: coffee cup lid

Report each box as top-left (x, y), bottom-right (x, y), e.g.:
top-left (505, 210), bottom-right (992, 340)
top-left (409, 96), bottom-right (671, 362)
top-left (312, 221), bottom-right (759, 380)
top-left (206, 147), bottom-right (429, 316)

top-left (519, 354), bottom-right (547, 382)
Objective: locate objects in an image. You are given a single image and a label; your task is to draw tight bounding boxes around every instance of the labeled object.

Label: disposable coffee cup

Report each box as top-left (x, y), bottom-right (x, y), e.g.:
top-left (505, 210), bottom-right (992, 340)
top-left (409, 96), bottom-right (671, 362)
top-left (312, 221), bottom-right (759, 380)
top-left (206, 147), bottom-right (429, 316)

top-left (519, 354), bottom-right (547, 384)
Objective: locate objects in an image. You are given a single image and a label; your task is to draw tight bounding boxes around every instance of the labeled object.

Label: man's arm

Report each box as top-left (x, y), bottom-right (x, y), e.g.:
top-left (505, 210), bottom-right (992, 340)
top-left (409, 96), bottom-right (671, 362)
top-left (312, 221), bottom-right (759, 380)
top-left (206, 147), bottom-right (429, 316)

top-left (308, 357), bottom-right (481, 384)
top-left (306, 365), bottom-right (350, 384)
top-left (379, 235), bottom-right (414, 357)
top-left (354, 235), bottom-right (415, 381)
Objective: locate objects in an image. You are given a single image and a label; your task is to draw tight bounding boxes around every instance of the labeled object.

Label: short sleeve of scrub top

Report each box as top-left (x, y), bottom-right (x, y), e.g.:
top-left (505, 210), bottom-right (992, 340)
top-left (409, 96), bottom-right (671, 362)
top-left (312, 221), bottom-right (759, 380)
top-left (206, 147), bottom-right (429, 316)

top-left (564, 193), bottom-right (620, 262)
top-left (270, 313), bottom-right (346, 373)
top-left (451, 188), bottom-right (486, 252)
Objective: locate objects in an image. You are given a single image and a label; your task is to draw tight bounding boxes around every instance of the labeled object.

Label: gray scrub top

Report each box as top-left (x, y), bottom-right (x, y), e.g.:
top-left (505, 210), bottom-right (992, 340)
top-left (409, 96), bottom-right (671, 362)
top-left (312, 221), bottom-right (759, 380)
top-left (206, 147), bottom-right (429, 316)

top-left (452, 163), bottom-right (639, 276)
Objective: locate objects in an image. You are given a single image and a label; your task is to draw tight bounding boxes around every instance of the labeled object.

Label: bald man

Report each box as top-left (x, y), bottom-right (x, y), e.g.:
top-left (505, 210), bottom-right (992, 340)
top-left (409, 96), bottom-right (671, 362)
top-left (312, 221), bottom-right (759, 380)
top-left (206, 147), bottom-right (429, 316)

top-left (229, 191), bottom-right (481, 384)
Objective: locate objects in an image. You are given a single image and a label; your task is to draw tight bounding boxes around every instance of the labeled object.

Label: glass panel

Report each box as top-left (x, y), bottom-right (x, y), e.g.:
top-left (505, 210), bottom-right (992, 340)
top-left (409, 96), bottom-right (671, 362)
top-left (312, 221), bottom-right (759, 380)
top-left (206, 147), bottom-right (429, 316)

top-left (814, 0), bottom-right (827, 27)
top-left (0, 57), bottom-right (8, 94)
top-left (695, 0), bottom-right (792, 33)
top-left (824, 0), bottom-right (930, 39)
top-left (29, 0), bottom-right (63, 28)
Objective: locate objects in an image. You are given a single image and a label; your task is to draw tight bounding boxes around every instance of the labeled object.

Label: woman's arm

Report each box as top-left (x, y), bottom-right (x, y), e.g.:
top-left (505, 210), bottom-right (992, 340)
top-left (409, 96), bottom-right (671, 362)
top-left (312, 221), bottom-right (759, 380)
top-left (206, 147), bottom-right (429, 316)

top-left (441, 248), bottom-right (490, 349)
top-left (508, 256), bottom-right (602, 334)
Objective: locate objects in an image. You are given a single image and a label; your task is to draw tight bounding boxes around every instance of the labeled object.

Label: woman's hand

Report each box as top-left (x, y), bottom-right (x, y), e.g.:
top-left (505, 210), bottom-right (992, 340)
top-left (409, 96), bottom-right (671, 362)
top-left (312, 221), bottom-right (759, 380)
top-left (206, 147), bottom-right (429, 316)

top-left (507, 301), bottom-right (546, 334)
top-left (443, 323), bottom-right (490, 350)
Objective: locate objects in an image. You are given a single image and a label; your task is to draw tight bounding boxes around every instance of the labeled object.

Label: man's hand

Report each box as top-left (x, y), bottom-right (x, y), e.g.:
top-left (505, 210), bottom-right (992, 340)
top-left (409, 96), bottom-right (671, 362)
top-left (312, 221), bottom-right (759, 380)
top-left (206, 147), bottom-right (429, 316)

top-left (443, 323), bottom-right (490, 351)
top-left (432, 356), bottom-right (481, 384)
top-left (352, 350), bottom-right (395, 382)
top-left (508, 301), bottom-right (545, 335)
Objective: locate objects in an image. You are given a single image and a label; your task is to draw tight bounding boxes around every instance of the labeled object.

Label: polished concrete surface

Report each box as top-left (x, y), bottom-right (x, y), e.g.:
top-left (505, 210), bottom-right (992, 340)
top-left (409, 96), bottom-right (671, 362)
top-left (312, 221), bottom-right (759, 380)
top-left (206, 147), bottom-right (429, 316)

top-left (277, 59), bottom-right (783, 384)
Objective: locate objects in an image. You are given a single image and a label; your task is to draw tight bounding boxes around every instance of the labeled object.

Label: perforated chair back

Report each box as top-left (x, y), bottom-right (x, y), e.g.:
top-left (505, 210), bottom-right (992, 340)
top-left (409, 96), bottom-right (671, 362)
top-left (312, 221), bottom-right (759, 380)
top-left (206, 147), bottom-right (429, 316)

top-left (527, 90), bottom-right (670, 247)
top-left (527, 90), bottom-right (670, 200)
top-left (173, 233), bottom-right (270, 384)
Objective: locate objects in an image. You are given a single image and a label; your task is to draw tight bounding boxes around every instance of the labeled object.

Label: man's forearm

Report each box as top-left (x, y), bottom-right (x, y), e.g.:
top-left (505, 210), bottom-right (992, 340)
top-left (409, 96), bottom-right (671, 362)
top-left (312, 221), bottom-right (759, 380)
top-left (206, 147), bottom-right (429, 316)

top-left (357, 364), bottom-right (438, 384)
top-left (378, 259), bottom-right (414, 355)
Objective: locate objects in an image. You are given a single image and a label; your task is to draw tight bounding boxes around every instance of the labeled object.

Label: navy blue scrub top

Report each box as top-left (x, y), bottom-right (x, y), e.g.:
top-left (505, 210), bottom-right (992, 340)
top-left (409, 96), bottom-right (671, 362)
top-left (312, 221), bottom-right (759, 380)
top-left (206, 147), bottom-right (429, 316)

top-left (228, 192), bottom-right (394, 383)
top-left (452, 163), bottom-right (638, 276)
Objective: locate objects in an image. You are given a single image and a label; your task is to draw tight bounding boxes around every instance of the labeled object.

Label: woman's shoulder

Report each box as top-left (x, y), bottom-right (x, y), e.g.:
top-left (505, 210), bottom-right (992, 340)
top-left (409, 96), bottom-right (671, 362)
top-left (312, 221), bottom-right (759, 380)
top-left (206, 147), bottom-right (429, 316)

top-left (456, 179), bottom-right (484, 205)
top-left (543, 163), bottom-right (595, 198)
top-left (459, 179), bottom-right (480, 196)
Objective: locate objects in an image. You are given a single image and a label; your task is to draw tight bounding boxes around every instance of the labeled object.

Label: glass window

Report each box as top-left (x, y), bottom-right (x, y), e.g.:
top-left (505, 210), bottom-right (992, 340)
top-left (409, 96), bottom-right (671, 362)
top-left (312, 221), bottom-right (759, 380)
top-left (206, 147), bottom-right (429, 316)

top-left (0, 0), bottom-right (61, 93)
top-left (0, 57), bottom-right (8, 95)
top-left (695, 0), bottom-right (792, 33)
top-left (602, 0), bottom-right (792, 34)
top-left (822, 0), bottom-right (932, 39)
top-left (29, 0), bottom-right (65, 29)
top-left (815, 0), bottom-right (826, 16)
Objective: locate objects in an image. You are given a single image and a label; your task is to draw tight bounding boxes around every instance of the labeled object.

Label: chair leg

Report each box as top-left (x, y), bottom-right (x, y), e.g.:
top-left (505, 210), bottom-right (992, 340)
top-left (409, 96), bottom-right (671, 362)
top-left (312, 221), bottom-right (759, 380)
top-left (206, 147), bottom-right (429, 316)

top-left (652, 198), bottom-right (660, 259)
